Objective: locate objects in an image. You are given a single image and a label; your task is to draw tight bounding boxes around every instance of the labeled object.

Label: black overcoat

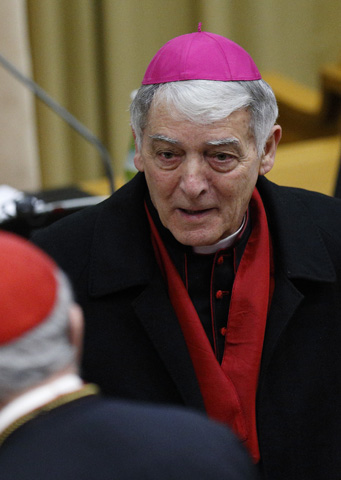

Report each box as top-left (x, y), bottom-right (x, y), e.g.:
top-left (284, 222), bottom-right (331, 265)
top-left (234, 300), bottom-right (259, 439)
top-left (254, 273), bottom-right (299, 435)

top-left (32, 173), bottom-right (341, 480)
top-left (0, 395), bottom-right (256, 479)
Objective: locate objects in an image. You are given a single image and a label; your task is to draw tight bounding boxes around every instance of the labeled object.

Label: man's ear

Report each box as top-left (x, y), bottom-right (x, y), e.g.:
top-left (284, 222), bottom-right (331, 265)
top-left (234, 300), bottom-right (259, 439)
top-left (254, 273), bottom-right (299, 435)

top-left (259, 125), bottom-right (282, 176)
top-left (134, 152), bottom-right (144, 172)
top-left (131, 128), bottom-right (144, 172)
top-left (68, 303), bottom-right (84, 363)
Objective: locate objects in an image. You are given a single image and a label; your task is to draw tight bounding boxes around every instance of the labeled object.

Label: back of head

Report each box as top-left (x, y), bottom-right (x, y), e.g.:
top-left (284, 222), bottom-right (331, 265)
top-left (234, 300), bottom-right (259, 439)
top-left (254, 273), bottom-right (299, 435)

top-left (130, 25), bottom-right (278, 155)
top-left (0, 233), bottom-right (76, 403)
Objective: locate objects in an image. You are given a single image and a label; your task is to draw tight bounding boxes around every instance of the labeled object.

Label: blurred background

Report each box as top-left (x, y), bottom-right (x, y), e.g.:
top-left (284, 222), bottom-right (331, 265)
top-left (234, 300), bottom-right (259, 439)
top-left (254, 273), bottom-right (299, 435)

top-left (0, 0), bottom-right (340, 197)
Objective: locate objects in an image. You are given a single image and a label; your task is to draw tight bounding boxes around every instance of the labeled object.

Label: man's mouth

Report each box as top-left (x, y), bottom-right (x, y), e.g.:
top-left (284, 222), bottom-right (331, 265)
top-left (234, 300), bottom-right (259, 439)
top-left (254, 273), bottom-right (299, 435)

top-left (178, 208), bottom-right (213, 217)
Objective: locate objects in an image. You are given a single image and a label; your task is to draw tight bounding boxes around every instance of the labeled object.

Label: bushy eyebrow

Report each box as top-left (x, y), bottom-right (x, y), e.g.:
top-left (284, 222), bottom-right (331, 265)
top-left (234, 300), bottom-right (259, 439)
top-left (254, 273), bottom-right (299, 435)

top-left (206, 138), bottom-right (243, 156)
top-left (206, 138), bottom-right (240, 147)
top-left (149, 134), bottom-right (178, 144)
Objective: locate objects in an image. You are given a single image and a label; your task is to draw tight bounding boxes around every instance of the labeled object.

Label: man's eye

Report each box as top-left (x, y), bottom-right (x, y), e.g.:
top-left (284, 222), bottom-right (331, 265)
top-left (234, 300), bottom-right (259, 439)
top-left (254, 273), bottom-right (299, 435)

top-left (207, 152), bottom-right (238, 173)
top-left (155, 150), bottom-right (181, 169)
top-left (214, 153), bottom-right (234, 161)
top-left (161, 152), bottom-right (175, 160)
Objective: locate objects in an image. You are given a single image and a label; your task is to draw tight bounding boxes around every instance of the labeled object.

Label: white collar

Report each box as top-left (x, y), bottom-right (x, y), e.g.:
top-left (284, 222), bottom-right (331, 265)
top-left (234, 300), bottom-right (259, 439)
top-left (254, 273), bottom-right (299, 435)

top-left (193, 215), bottom-right (246, 255)
top-left (0, 373), bottom-right (83, 435)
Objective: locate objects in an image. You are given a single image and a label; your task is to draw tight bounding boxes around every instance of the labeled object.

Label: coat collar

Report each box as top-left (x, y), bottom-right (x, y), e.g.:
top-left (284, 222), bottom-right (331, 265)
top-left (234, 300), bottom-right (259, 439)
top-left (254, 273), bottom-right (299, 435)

top-left (256, 176), bottom-right (336, 283)
top-left (88, 173), bottom-right (155, 297)
top-left (256, 177), bottom-right (337, 382)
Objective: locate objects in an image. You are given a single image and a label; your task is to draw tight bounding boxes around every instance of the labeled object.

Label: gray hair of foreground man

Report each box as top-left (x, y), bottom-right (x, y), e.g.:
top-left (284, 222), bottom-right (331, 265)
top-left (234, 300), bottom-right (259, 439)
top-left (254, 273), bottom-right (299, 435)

top-left (0, 271), bottom-right (77, 404)
top-left (130, 79), bottom-right (278, 157)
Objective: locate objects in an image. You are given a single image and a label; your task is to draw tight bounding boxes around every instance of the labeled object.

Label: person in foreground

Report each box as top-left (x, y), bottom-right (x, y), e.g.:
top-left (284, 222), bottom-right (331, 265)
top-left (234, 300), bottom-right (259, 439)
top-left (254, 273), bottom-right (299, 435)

top-left (32, 26), bottom-right (341, 479)
top-left (0, 232), bottom-right (257, 480)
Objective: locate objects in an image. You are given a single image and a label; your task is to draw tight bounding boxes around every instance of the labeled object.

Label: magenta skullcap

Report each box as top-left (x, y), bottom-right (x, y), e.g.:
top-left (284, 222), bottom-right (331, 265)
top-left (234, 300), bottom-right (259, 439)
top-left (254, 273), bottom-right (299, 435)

top-left (142, 24), bottom-right (261, 85)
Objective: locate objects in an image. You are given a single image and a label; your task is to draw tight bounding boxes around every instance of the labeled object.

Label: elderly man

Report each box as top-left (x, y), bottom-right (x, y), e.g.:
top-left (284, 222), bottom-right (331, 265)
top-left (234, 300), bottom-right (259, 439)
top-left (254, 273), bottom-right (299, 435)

top-left (32, 28), bottom-right (341, 479)
top-left (0, 232), bottom-right (257, 480)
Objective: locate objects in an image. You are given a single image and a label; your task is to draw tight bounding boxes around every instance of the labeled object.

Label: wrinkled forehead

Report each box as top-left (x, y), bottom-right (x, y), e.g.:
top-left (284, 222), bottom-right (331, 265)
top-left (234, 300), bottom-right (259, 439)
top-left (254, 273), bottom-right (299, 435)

top-left (143, 103), bottom-right (255, 152)
top-left (146, 96), bottom-right (253, 133)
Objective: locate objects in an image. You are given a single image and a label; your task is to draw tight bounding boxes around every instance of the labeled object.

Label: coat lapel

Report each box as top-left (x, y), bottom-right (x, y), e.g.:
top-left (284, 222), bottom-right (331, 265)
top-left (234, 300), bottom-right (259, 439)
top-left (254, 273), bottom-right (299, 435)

top-left (87, 174), bottom-right (204, 410)
top-left (88, 174), bottom-right (155, 295)
top-left (257, 177), bottom-right (337, 381)
top-left (258, 271), bottom-right (303, 385)
top-left (132, 270), bottom-right (205, 410)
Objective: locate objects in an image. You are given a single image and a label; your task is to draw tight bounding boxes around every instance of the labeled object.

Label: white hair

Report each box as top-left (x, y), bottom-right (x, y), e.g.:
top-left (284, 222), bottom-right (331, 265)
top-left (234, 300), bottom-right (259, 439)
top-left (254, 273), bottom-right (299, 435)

top-left (130, 79), bottom-right (279, 156)
top-left (0, 270), bottom-right (77, 403)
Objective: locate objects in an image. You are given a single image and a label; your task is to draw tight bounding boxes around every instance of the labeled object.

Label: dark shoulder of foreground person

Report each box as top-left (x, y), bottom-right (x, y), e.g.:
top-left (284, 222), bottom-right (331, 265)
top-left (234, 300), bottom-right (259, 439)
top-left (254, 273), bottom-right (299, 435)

top-left (85, 399), bottom-right (259, 480)
top-left (0, 398), bottom-right (259, 480)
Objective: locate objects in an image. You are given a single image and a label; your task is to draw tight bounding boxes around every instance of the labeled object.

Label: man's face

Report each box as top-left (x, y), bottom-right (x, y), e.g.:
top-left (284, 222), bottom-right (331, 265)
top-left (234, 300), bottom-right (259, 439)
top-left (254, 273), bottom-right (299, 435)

top-left (134, 102), bottom-right (276, 247)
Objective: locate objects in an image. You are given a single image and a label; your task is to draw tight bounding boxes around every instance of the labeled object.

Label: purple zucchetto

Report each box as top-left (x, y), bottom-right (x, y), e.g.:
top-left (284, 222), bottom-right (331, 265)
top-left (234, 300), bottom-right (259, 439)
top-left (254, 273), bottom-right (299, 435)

top-left (142, 24), bottom-right (261, 85)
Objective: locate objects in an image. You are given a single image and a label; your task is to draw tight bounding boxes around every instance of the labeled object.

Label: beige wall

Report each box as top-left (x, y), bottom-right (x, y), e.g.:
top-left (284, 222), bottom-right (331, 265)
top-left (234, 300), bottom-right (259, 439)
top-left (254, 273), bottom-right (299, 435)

top-left (231, 0), bottom-right (341, 90)
top-left (199, 0), bottom-right (341, 90)
top-left (0, 0), bottom-right (40, 191)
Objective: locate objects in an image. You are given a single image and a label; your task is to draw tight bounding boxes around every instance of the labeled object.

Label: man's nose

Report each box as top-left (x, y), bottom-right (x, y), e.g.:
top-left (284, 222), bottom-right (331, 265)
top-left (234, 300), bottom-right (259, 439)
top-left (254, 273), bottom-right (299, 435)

top-left (179, 157), bottom-right (209, 198)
